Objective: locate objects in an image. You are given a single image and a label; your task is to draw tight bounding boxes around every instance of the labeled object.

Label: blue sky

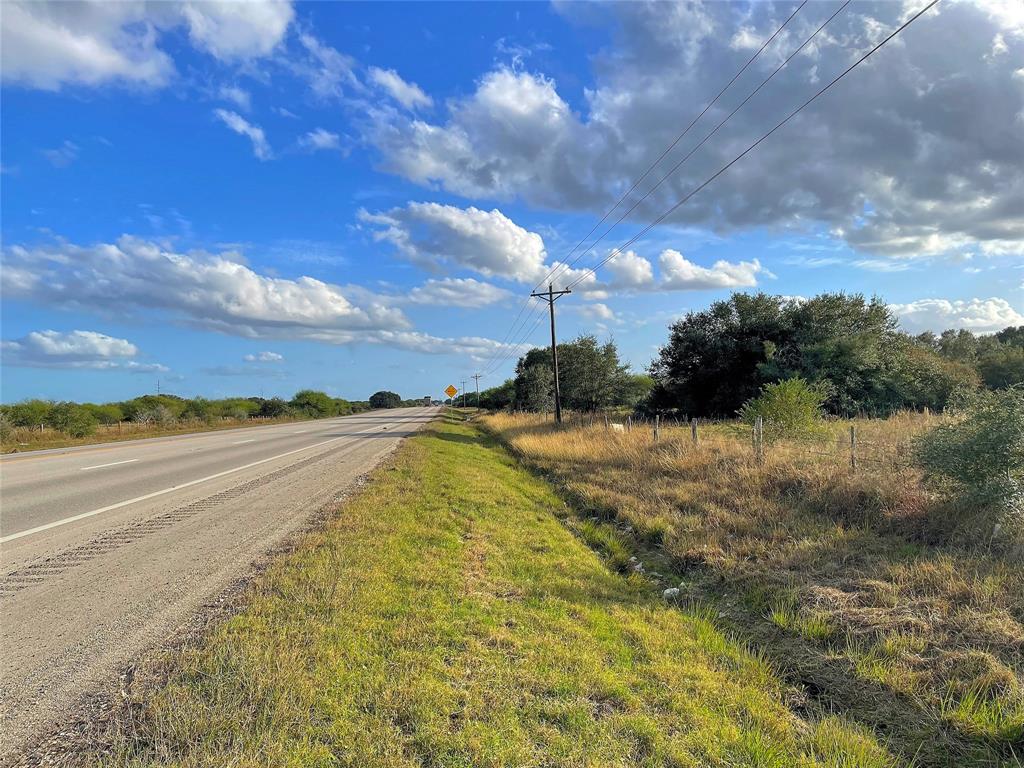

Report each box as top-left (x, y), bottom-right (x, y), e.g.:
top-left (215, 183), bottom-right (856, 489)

top-left (2, 0), bottom-right (1022, 404)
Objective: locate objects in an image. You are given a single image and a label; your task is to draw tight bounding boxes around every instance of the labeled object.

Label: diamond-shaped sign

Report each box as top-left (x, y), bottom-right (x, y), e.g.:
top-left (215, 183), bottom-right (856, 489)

top-left (444, 384), bottom-right (458, 399)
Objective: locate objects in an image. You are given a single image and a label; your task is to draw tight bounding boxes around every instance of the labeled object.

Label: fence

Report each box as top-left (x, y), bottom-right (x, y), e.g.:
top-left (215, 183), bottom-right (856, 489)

top-left (553, 410), bottom-right (920, 472)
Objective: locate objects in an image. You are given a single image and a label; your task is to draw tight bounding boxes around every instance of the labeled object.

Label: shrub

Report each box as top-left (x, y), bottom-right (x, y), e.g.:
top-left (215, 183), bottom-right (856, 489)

top-left (290, 390), bottom-right (336, 418)
top-left (914, 386), bottom-right (1024, 545)
top-left (6, 399), bottom-right (54, 427)
top-left (46, 402), bottom-right (98, 438)
top-left (258, 397), bottom-right (291, 418)
top-left (369, 390), bottom-right (402, 409)
top-left (738, 378), bottom-right (826, 440)
top-left (0, 412), bottom-right (13, 442)
top-left (84, 403), bottom-right (125, 425)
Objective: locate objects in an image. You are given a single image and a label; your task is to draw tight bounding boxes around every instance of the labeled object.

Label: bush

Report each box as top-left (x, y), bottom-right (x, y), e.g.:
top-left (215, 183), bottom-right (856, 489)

top-left (738, 378), bottom-right (827, 440)
top-left (258, 397), bottom-right (291, 418)
top-left (0, 412), bottom-right (13, 442)
top-left (915, 386), bottom-right (1024, 545)
top-left (6, 399), bottom-right (54, 427)
top-left (46, 402), bottom-right (98, 438)
top-left (369, 390), bottom-right (402, 409)
top-left (84, 403), bottom-right (125, 425)
top-left (290, 390), bottom-right (336, 418)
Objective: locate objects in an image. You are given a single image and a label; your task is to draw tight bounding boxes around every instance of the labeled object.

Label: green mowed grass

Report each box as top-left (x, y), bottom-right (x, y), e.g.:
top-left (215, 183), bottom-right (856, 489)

top-left (103, 416), bottom-right (896, 767)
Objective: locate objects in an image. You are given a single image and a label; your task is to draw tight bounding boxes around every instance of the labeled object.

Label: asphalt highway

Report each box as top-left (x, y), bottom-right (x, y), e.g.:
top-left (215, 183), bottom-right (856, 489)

top-left (0, 407), bottom-right (437, 762)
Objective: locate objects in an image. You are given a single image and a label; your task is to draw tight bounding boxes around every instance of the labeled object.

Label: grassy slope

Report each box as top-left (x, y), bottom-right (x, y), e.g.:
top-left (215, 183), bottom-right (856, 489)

top-left (482, 414), bottom-right (1024, 768)
top-left (100, 415), bottom-right (894, 767)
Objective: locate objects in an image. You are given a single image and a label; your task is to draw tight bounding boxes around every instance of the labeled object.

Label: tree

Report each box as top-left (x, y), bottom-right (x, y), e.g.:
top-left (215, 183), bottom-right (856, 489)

top-left (512, 335), bottom-right (633, 413)
top-left (83, 403), bottom-right (125, 425)
top-left (977, 345), bottom-right (1024, 389)
top-left (479, 379), bottom-right (515, 411)
top-left (738, 378), bottom-right (826, 440)
top-left (6, 399), bottom-right (54, 427)
top-left (258, 397), bottom-right (292, 418)
top-left (46, 402), bottom-right (97, 437)
top-left (290, 390), bottom-right (336, 418)
top-left (369, 390), bottom-right (402, 409)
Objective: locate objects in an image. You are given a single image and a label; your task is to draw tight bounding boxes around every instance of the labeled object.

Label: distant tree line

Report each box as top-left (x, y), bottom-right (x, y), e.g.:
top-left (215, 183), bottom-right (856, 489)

top-left (476, 293), bottom-right (1022, 419)
top-left (1, 388), bottom-right (423, 440)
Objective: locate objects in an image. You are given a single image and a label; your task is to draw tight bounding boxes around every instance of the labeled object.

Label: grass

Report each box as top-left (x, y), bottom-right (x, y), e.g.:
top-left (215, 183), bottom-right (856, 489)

top-left (482, 412), bottom-right (1024, 767)
top-left (1, 416), bottom-right (304, 453)
top-left (96, 414), bottom-right (897, 767)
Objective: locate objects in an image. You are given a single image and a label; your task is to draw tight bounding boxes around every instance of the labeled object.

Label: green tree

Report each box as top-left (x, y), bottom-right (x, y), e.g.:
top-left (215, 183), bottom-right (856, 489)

top-left (83, 403), bottom-right (125, 425)
top-left (46, 402), bottom-right (98, 437)
top-left (290, 390), bottom-right (336, 418)
top-left (258, 397), bottom-right (292, 418)
top-left (369, 391), bottom-right (402, 409)
top-left (512, 336), bottom-right (633, 413)
top-left (514, 364), bottom-right (553, 412)
top-left (479, 379), bottom-right (515, 411)
top-left (977, 344), bottom-right (1024, 389)
top-left (6, 399), bottom-right (54, 427)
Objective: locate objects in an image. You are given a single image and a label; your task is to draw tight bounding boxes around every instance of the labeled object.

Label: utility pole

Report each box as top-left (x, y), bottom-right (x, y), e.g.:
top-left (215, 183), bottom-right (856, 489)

top-left (530, 283), bottom-right (571, 423)
top-left (472, 373), bottom-right (482, 408)
top-left (461, 379), bottom-right (468, 408)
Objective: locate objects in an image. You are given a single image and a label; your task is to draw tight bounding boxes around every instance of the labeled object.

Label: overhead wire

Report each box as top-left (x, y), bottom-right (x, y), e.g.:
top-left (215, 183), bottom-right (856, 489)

top-left (560, 0), bottom-right (852, 289)
top-left (567, 0), bottom-right (940, 290)
top-left (474, 1), bottom-right (809, 379)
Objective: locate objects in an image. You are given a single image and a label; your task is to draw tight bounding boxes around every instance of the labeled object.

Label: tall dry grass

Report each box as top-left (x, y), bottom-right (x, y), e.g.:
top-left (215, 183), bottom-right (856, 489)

top-left (483, 412), bottom-right (1024, 766)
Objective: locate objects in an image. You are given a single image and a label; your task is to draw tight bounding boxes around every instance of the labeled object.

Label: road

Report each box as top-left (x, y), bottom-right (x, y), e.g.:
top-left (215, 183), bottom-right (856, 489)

top-left (0, 407), bottom-right (436, 761)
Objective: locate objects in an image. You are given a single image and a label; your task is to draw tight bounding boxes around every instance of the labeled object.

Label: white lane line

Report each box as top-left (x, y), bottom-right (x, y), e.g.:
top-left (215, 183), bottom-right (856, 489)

top-left (292, 430), bottom-right (308, 434)
top-left (232, 439), bottom-right (256, 445)
top-left (1, 436), bottom-right (346, 544)
top-left (80, 459), bottom-right (139, 472)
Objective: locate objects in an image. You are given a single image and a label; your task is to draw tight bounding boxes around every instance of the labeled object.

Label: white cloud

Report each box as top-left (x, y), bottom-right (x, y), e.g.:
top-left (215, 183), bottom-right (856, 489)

top-left (367, 66), bottom-right (432, 110)
top-left (2, 236), bottom-right (518, 360)
top-left (362, 202), bottom-right (548, 283)
top-left (891, 297), bottom-right (1024, 334)
top-left (2, 235), bottom-right (407, 343)
top-left (604, 250), bottom-right (654, 288)
top-left (180, 1), bottom-right (292, 61)
top-left (364, 3), bottom-right (1024, 261)
top-left (295, 32), bottom-right (359, 100)
top-left (298, 127), bottom-right (342, 152)
top-left (0, 329), bottom-right (167, 372)
top-left (578, 303), bottom-right (616, 322)
top-left (243, 351), bottom-right (283, 362)
top-left (407, 278), bottom-right (511, 308)
top-left (41, 140), bottom-right (78, 168)
top-left (214, 109), bottom-right (271, 160)
top-left (218, 84), bottom-right (251, 111)
top-left (658, 250), bottom-right (766, 290)
top-left (1, 1), bottom-right (292, 91)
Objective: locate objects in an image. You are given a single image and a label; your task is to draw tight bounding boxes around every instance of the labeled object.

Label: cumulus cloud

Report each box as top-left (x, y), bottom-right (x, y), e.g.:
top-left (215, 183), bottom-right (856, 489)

top-left (2, 235), bottom-right (407, 343)
top-left (604, 250), bottom-right (655, 288)
top-left (1, 236), bottom-right (517, 360)
top-left (243, 351), bottom-right (284, 362)
top-left (364, 2), bottom-right (1024, 262)
top-left (362, 202), bottom-right (548, 282)
top-left (407, 278), bottom-right (511, 308)
top-left (367, 66), bottom-right (432, 110)
top-left (1, 1), bottom-right (292, 90)
top-left (890, 297), bottom-right (1024, 334)
top-left (214, 109), bottom-right (271, 160)
top-left (658, 250), bottom-right (766, 290)
top-left (1, 329), bottom-right (167, 372)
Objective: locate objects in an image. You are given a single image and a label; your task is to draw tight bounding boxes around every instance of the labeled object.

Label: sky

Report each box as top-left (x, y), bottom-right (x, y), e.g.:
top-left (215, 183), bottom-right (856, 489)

top-left (1, 0), bottom-right (1022, 404)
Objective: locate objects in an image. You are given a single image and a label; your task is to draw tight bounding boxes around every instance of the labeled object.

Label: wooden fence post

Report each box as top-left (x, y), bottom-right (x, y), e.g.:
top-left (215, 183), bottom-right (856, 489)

top-left (654, 414), bottom-right (660, 442)
top-left (626, 415), bottom-right (632, 432)
top-left (604, 412), bottom-right (609, 430)
top-left (755, 416), bottom-right (764, 465)
top-left (691, 418), bottom-right (698, 444)
top-left (850, 425), bottom-right (857, 470)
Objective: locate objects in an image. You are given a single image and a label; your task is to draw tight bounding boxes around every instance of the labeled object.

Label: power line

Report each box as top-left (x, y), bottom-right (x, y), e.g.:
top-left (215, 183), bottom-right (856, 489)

top-left (473, 2), bottom-right (807, 378)
top-left (557, 0), bottom-right (851, 285)
top-left (481, 305), bottom-right (547, 379)
top-left (567, 0), bottom-right (940, 290)
top-left (536, 0), bottom-right (809, 294)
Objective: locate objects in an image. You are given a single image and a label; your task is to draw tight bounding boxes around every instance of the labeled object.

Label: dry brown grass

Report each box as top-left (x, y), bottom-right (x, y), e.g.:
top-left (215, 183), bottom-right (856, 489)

top-left (483, 412), bottom-right (1024, 767)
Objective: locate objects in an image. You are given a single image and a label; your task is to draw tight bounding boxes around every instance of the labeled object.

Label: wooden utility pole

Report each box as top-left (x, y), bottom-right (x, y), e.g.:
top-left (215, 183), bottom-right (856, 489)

top-left (530, 284), bottom-right (571, 423)
top-left (461, 379), bottom-right (468, 408)
top-left (472, 373), bottom-right (482, 408)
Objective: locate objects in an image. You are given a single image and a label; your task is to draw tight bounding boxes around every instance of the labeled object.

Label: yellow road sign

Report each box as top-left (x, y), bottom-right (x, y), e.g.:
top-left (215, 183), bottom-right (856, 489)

top-left (444, 384), bottom-right (458, 399)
